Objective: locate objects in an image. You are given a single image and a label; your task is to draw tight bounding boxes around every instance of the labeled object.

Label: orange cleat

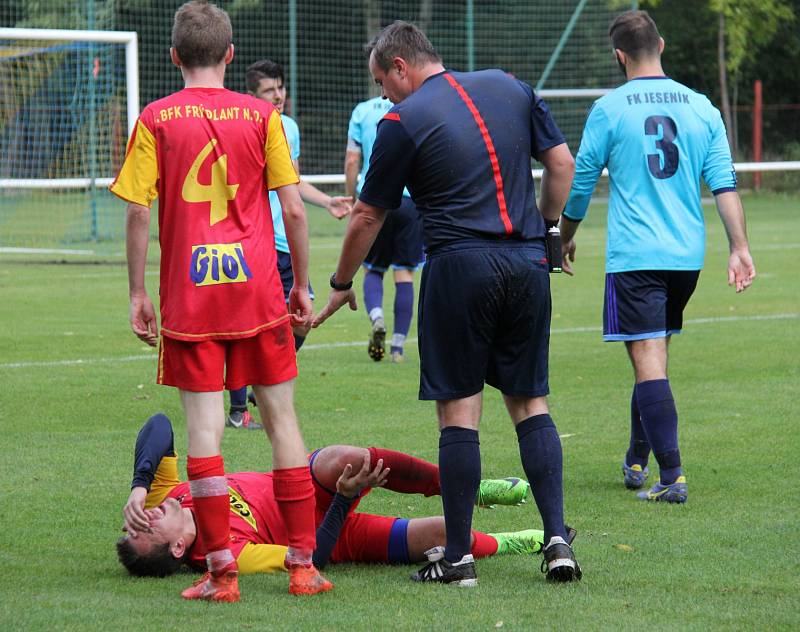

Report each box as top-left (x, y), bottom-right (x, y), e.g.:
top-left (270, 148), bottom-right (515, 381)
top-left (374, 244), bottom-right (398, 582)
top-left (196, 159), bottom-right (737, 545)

top-left (181, 563), bottom-right (240, 603)
top-left (287, 564), bottom-right (334, 596)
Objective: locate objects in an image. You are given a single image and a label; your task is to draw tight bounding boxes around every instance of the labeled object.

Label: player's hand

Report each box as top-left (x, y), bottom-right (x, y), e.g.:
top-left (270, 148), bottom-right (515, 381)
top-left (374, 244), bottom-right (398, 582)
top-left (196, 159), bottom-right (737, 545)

top-left (728, 248), bottom-right (756, 293)
top-left (129, 292), bottom-right (159, 346)
top-left (336, 452), bottom-right (390, 499)
top-left (326, 196), bottom-right (353, 220)
top-left (311, 289), bottom-right (358, 328)
top-left (122, 486), bottom-right (150, 537)
top-left (288, 285), bottom-right (313, 327)
top-left (561, 238), bottom-right (577, 276)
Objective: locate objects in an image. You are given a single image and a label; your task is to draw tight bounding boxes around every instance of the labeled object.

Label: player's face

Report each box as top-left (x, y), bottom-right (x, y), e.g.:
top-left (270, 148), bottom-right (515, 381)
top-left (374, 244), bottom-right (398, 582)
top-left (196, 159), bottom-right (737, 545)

top-left (128, 498), bottom-right (185, 553)
top-left (253, 77), bottom-right (286, 113)
top-left (369, 53), bottom-right (410, 104)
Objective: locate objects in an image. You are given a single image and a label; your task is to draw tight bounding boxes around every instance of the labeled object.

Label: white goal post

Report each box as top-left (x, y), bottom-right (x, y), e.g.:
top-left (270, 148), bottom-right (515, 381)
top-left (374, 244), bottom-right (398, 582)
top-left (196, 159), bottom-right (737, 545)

top-left (0, 27), bottom-right (138, 190)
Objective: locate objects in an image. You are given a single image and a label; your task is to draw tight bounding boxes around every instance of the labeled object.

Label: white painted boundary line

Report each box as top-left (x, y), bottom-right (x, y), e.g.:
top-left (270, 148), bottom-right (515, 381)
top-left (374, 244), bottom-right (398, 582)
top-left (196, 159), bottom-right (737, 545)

top-left (2, 313), bottom-right (796, 371)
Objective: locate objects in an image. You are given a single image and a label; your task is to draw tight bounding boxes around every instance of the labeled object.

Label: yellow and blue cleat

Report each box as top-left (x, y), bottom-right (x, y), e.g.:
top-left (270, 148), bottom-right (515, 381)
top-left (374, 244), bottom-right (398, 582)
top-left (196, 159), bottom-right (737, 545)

top-left (637, 475), bottom-right (687, 503)
top-left (622, 461), bottom-right (649, 489)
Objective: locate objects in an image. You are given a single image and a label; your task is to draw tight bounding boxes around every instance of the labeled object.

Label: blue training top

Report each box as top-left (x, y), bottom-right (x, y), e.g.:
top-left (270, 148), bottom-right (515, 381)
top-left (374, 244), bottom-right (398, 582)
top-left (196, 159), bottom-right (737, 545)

top-left (564, 76), bottom-right (737, 273)
top-left (359, 69), bottom-right (565, 252)
top-left (348, 96), bottom-right (410, 198)
top-left (269, 114), bottom-right (301, 254)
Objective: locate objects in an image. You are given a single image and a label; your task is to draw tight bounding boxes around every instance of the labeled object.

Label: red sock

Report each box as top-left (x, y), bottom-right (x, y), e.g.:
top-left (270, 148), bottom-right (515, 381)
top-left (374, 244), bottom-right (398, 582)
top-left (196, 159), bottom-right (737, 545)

top-left (470, 530), bottom-right (499, 559)
top-left (368, 447), bottom-right (440, 496)
top-left (187, 455), bottom-right (232, 567)
top-left (273, 466), bottom-right (316, 552)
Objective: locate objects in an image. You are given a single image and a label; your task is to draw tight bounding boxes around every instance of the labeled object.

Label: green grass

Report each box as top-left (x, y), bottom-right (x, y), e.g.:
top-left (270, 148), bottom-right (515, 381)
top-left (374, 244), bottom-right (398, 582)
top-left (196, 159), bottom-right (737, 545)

top-left (1, 194), bottom-right (798, 630)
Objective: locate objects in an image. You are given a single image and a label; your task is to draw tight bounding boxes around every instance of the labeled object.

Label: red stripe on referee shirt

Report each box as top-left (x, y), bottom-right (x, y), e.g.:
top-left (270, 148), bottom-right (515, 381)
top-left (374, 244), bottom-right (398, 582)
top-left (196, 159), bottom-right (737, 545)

top-left (382, 112), bottom-right (401, 122)
top-left (443, 73), bottom-right (512, 235)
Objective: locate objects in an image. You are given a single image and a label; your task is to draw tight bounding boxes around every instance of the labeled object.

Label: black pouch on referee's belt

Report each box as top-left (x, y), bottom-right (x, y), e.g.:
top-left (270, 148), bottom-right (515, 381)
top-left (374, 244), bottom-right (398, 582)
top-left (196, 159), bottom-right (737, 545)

top-left (545, 224), bottom-right (562, 273)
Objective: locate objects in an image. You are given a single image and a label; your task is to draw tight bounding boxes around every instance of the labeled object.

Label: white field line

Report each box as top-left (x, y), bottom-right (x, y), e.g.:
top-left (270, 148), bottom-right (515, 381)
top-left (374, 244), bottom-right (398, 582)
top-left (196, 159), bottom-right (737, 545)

top-left (2, 312), bottom-right (796, 371)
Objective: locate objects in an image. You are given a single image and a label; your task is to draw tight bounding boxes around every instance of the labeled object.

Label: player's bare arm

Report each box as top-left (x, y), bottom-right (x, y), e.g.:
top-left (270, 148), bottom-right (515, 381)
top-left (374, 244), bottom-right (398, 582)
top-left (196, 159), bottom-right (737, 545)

top-left (311, 199), bottom-right (387, 327)
top-left (559, 216), bottom-right (581, 276)
top-left (344, 147), bottom-right (362, 200)
top-left (277, 183), bottom-right (313, 326)
top-left (538, 142), bottom-right (575, 223)
top-left (125, 202), bottom-right (158, 346)
top-left (294, 158), bottom-right (352, 220)
top-left (714, 191), bottom-right (756, 293)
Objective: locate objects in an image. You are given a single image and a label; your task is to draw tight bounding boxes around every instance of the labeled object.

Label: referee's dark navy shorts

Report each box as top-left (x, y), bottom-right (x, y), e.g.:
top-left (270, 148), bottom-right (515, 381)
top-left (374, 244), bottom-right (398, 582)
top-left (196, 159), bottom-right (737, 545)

top-left (603, 270), bottom-right (700, 341)
top-left (363, 196), bottom-right (424, 272)
top-left (417, 240), bottom-right (551, 401)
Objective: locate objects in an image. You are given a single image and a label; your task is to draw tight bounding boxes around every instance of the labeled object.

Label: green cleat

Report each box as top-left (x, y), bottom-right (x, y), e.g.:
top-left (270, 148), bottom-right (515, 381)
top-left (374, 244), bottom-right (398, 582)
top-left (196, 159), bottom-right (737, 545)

top-left (489, 529), bottom-right (545, 555)
top-left (476, 477), bottom-right (530, 507)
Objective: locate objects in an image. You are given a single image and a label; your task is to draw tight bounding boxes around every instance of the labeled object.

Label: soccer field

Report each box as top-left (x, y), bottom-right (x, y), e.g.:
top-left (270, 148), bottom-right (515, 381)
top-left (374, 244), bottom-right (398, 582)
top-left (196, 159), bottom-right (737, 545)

top-left (0, 193), bottom-right (798, 630)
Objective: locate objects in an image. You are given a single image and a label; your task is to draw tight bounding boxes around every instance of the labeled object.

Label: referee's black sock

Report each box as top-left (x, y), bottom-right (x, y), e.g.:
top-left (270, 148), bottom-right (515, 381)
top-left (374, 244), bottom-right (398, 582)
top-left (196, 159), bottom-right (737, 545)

top-left (516, 414), bottom-right (567, 544)
top-left (438, 426), bottom-right (481, 563)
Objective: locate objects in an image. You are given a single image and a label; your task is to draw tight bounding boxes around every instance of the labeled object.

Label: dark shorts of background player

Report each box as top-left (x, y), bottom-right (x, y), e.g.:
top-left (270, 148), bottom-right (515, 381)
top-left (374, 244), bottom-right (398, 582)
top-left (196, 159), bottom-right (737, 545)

top-left (363, 196), bottom-right (424, 272)
top-left (603, 270), bottom-right (700, 341)
top-left (276, 250), bottom-right (315, 302)
top-left (418, 240), bottom-right (551, 400)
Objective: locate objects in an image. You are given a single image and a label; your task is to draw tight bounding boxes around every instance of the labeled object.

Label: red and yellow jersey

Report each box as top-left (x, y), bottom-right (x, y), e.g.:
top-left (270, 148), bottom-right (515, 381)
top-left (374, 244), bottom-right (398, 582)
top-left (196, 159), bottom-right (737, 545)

top-left (145, 455), bottom-right (288, 574)
top-left (111, 88), bottom-right (299, 341)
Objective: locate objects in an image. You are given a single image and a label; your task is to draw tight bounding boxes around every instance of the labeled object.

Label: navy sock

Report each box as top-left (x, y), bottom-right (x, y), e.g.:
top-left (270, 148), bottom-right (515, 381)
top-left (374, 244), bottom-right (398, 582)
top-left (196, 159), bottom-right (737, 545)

top-left (636, 379), bottom-right (682, 485)
top-left (626, 384), bottom-right (650, 468)
top-left (294, 334), bottom-right (306, 351)
top-left (229, 386), bottom-right (247, 412)
top-left (516, 414), bottom-right (567, 544)
top-left (363, 271), bottom-right (384, 318)
top-left (393, 281), bottom-right (414, 337)
top-left (438, 427), bottom-right (480, 562)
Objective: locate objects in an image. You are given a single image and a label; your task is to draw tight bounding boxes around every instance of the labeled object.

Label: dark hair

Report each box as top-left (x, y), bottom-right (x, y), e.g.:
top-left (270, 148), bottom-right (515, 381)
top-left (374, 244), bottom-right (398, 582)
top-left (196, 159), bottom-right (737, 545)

top-left (366, 20), bottom-right (441, 71)
top-left (608, 10), bottom-right (661, 61)
top-left (171, 1), bottom-right (232, 69)
top-left (245, 59), bottom-right (285, 94)
top-left (116, 537), bottom-right (186, 578)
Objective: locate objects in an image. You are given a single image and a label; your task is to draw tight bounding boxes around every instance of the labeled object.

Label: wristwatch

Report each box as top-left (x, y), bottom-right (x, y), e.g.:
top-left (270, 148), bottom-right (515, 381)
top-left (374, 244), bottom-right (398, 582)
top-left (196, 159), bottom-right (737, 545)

top-left (329, 273), bottom-right (353, 291)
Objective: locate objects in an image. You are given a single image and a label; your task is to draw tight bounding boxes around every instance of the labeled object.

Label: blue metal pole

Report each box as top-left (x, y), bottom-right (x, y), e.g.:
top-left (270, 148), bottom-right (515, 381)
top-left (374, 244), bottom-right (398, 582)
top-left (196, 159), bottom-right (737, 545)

top-left (88, 0), bottom-right (98, 240)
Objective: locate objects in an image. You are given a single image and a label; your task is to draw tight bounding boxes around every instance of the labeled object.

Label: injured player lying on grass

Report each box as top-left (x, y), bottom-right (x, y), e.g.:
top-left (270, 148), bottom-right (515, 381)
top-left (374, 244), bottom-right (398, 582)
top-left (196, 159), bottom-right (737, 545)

top-left (118, 414), bottom-right (576, 578)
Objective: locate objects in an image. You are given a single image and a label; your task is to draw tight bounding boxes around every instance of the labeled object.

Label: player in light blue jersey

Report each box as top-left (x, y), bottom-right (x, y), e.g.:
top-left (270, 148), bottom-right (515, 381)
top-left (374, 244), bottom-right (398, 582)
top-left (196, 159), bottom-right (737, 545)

top-left (223, 60), bottom-right (353, 430)
top-left (345, 96), bottom-right (423, 363)
top-left (560, 11), bottom-right (755, 503)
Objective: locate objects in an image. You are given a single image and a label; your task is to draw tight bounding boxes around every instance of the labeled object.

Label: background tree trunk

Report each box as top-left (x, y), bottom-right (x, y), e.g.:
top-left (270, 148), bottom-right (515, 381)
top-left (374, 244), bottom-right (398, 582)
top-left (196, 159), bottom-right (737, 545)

top-left (717, 11), bottom-right (735, 150)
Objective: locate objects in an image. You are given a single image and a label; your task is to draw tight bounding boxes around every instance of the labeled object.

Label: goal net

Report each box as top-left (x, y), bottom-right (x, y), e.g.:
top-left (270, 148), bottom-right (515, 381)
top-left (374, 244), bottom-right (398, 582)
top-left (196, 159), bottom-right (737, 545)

top-left (0, 28), bottom-right (137, 251)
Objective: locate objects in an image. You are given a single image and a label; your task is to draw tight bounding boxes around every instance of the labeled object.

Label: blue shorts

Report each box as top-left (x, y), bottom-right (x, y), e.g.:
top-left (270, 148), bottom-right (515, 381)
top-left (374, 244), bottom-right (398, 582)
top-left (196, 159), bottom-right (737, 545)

top-left (604, 270), bottom-right (700, 341)
top-left (276, 250), bottom-right (315, 302)
top-left (363, 196), bottom-right (424, 272)
top-left (418, 240), bottom-right (550, 400)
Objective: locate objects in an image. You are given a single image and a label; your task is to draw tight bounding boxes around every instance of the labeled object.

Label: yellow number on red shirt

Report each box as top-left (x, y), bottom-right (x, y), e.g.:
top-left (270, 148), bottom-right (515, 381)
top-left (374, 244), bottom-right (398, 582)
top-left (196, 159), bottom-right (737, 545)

top-left (182, 139), bottom-right (239, 226)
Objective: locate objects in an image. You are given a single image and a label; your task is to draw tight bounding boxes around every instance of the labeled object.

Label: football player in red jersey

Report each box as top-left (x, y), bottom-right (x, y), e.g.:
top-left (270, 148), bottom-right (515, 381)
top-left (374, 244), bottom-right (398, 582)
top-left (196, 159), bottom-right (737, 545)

top-left (110, 1), bottom-right (327, 600)
top-left (117, 414), bottom-right (553, 579)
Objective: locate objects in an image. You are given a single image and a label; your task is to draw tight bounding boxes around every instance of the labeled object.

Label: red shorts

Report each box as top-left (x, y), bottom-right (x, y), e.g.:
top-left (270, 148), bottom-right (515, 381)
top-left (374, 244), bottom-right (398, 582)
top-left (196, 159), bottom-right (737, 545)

top-left (312, 487), bottom-right (396, 564)
top-left (157, 322), bottom-right (297, 391)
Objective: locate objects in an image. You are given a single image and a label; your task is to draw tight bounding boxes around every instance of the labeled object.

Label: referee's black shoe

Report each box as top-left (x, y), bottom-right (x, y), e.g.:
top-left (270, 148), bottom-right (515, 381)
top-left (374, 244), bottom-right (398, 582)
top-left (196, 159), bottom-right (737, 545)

top-left (541, 536), bottom-right (582, 582)
top-left (410, 546), bottom-right (478, 587)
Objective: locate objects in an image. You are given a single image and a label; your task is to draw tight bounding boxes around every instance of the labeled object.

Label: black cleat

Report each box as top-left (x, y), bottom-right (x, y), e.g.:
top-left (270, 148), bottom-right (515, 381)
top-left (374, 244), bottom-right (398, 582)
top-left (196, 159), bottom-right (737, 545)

top-left (540, 536), bottom-right (582, 582)
top-left (410, 547), bottom-right (478, 587)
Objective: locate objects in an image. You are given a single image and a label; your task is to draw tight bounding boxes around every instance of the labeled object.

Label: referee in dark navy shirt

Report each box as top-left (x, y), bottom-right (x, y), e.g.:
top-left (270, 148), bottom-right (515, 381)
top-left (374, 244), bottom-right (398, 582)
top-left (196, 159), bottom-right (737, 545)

top-left (313, 20), bottom-right (581, 585)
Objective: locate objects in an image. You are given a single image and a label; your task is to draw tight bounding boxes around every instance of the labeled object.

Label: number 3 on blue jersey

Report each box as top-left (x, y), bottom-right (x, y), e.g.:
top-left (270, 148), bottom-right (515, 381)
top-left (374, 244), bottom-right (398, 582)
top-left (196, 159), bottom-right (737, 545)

top-left (645, 115), bottom-right (679, 179)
